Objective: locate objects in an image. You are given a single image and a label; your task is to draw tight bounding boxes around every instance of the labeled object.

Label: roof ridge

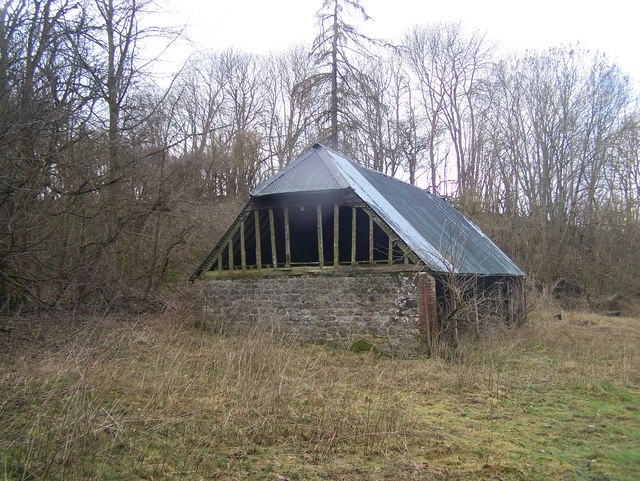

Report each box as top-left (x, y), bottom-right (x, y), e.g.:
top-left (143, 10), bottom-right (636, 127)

top-left (319, 144), bottom-right (437, 198)
top-left (313, 144), bottom-right (350, 189)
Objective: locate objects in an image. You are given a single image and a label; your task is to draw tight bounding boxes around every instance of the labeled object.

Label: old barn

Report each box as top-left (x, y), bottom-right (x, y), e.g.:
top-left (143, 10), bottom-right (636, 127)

top-left (191, 144), bottom-right (525, 354)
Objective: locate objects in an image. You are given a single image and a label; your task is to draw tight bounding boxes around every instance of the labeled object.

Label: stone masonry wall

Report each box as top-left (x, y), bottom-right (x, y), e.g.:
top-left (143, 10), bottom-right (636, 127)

top-left (201, 272), bottom-right (428, 355)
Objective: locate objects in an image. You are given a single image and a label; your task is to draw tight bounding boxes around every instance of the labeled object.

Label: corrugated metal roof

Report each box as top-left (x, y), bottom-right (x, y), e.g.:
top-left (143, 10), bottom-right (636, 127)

top-left (323, 150), bottom-right (452, 272)
top-left (252, 148), bottom-right (349, 195)
top-left (326, 150), bottom-right (524, 275)
top-left (252, 144), bottom-right (523, 276)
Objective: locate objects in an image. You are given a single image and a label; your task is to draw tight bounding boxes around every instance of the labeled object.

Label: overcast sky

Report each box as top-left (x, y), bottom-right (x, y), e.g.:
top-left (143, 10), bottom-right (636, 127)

top-left (156, 0), bottom-right (640, 87)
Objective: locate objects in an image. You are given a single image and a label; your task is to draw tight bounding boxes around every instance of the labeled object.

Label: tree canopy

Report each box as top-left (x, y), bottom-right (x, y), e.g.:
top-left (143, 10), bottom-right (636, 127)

top-left (1, 0), bottom-right (639, 312)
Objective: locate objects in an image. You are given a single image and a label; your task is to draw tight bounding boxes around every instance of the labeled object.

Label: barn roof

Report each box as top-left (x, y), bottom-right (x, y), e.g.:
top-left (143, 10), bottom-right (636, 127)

top-left (253, 144), bottom-right (524, 276)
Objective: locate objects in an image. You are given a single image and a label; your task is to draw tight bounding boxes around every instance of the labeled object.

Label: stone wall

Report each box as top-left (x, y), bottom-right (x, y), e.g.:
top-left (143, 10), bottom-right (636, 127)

top-left (201, 272), bottom-right (430, 355)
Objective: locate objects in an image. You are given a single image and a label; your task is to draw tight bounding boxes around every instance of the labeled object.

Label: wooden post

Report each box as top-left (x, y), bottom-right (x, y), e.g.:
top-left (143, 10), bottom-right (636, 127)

top-left (217, 254), bottom-right (222, 272)
top-left (284, 207), bottom-right (291, 268)
top-left (333, 204), bottom-right (339, 268)
top-left (269, 208), bottom-right (277, 268)
top-left (369, 214), bottom-right (374, 264)
top-left (417, 273), bottom-right (438, 355)
top-left (228, 237), bottom-right (234, 272)
top-left (388, 236), bottom-right (393, 265)
top-left (317, 204), bottom-right (324, 268)
top-left (240, 221), bottom-right (246, 271)
top-left (473, 276), bottom-right (480, 334)
top-left (351, 207), bottom-right (357, 266)
top-left (254, 210), bottom-right (262, 271)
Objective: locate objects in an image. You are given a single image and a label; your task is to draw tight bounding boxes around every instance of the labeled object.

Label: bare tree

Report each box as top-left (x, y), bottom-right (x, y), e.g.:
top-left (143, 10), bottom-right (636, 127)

top-left (404, 23), bottom-right (492, 202)
top-left (0, 0), bottom-right (97, 307)
top-left (348, 53), bottom-right (410, 176)
top-left (262, 46), bottom-right (322, 172)
top-left (404, 26), bottom-right (447, 192)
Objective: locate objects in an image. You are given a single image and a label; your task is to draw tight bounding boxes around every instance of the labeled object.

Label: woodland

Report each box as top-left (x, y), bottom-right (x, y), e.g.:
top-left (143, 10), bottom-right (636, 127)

top-left (1, 0), bottom-right (639, 314)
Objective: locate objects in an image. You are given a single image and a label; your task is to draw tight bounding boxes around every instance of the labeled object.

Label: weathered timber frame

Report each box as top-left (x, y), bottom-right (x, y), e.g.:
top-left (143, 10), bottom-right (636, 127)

top-left (190, 193), bottom-right (421, 281)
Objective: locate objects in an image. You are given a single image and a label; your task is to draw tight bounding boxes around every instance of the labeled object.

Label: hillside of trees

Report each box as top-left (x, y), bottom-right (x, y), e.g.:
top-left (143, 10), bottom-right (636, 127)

top-left (1, 0), bottom-right (639, 313)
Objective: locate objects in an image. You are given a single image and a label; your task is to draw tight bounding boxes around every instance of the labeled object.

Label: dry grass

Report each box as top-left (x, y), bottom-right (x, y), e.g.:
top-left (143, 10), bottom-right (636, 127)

top-left (1, 307), bottom-right (639, 480)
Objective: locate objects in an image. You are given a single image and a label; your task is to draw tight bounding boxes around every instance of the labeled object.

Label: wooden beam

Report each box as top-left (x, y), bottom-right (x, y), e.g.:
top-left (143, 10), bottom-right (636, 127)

top-left (284, 207), bottom-right (291, 268)
top-left (269, 208), bottom-right (277, 268)
top-left (254, 210), bottom-right (262, 271)
top-left (333, 204), bottom-right (339, 268)
top-left (351, 207), bottom-right (356, 266)
top-left (228, 237), bottom-right (233, 272)
top-left (203, 262), bottom-right (420, 279)
top-left (194, 208), bottom-right (251, 279)
top-left (249, 190), bottom-right (363, 209)
top-left (361, 205), bottom-right (421, 265)
top-left (369, 214), bottom-right (374, 264)
top-left (240, 221), bottom-right (246, 271)
top-left (388, 236), bottom-right (393, 265)
top-left (317, 204), bottom-right (324, 268)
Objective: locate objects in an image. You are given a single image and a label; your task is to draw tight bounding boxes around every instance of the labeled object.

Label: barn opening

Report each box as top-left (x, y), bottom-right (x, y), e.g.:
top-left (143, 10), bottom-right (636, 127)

top-left (215, 202), bottom-right (412, 273)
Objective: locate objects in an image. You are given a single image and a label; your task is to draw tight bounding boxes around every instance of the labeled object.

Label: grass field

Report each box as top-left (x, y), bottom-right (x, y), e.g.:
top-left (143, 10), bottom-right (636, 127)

top-left (1, 307), bottom-right (639, 480)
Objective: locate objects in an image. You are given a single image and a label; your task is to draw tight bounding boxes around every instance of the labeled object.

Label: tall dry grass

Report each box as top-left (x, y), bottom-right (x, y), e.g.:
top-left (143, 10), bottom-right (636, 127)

top-left (441, 307), bottom-right (640, 389)
top-left (1, 304), bottom-right (638, 480)
top-left (0, 310), bottom-right (431, 480)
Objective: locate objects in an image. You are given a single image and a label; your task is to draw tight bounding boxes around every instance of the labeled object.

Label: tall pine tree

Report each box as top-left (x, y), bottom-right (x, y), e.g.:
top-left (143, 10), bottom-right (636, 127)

top-left (310, 0), bottom-right (376, 149)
